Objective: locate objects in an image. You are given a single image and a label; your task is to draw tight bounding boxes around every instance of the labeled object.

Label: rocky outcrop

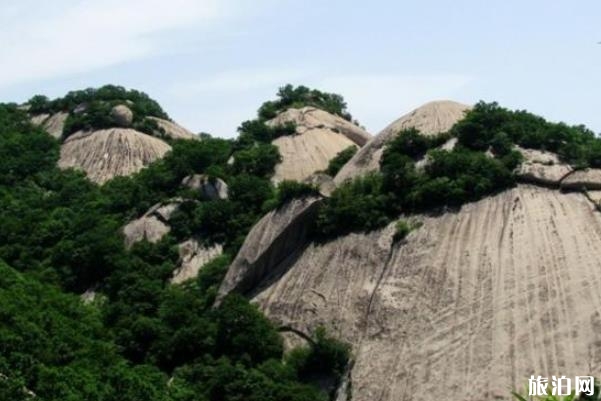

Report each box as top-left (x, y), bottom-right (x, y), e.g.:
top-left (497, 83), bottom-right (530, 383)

top-left (171, 239), bottom-right (223, 284)
top-left (246, 185), bottom-right (601, 401)
top-left (516, 147), bottom-right (572, 187)
top-left (148, 116), bottom-right (197, 140)
top-left (335, 100), bottom-right (470, 183)
top-left (31, 113), bottom-right (50, 126)
top-left (268, 107), bottom-right (371, 146)
top-left (216, 196), bottom-right (323, 304)
top-left (561, 168), bottom-right (601, 191)
top-left (110, 104), bottom-right (134, 127)
top-left (182, 174), bottom-right (229, 200)
top-left (266, 107), bottom-right (371, 183)
top-left (304, 172), bottom-right (336, 197)
top-left (123, 200), bottom-right (183, 248)
top-left (31, 111), bottom-right (69, 139)
top-left (58, 128), bottom-right (171, 184)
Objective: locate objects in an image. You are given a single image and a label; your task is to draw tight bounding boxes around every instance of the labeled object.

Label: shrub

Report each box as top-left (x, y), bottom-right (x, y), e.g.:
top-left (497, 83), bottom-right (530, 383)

top-left (258, 84), bottom-right (352, 121)
top-left (325, 146), bottom-right (357, 176)
top-left (392, 219), bottom-right (423, 243)
top-left (232, 143), bottom-right (282, 177)
top-left (453, 101), bottom-right (600, 167)
top-left (393, 220), bottom-right (411, 242)
top-left (286, 327), bottom-right (351, 395)
top-left (265, 180), bottom-right (320, 210)
top-left (385, 128), bottom-right (451, 160)
top-left (315, 173), bottom-right (391, 238)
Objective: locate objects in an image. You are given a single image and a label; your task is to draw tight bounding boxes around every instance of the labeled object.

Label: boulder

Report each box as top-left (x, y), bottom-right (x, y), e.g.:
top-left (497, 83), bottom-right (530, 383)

top-left (58, 128), bottom-right (171, 184)
top-left (266, 107), bottom-right (371, 183)
top-left (216, 196), bottom-right (323, 304)
top-left (122, 200), bottom-right (183, 248)
top-left (335, 100), bottom-right (470, 183)
top-left (182, 174), bottom-right (229, 200)
top-left (171, 239), bottom-right (223, 284)
top-left (110, 104), bottom-right (134, 127)
top-left (515, 147), bottom-right (572, 187)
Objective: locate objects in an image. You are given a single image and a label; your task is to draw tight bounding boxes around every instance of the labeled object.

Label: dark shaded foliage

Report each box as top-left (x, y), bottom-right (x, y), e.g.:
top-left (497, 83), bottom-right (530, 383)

top-left (325, 145), bottom-right (357, 176)
top-left (0, 102), bottom-right (348, 400)
top-left (258, 84), bottom-right (352, 121)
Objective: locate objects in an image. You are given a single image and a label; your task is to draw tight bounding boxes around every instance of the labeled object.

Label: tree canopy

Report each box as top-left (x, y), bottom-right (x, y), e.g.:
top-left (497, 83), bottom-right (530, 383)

top-left (0, 100), bottom-right (349, 401)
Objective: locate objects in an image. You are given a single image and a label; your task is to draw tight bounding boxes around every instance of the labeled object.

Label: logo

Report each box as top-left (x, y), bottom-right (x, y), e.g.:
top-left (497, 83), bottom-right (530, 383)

top-left (527, 376), bottom-right (594, 397)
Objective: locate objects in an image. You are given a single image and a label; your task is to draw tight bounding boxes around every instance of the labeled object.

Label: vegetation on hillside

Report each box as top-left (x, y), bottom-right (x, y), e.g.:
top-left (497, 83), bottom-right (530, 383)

top-left (315, 102), bottom-right (598, 238)
top-left (258, 84), bottom-right (353, 121)
top-left (325, 145), bottom-right (357, 176)
top-left (28, 85), bottom-right (170, 138)
top-left (0, 98), bottom-right (349, 401)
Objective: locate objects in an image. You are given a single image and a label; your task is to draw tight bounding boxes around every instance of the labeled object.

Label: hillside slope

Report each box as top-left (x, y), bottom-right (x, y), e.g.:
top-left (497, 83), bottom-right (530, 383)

top-left (335, 100), bottom-right (470, 183)
top-left (248, 184), bottom-right (601, 401)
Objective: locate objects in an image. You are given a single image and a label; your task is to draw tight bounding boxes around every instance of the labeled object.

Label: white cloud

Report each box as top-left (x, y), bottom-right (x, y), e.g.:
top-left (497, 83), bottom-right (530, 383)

top-left (0, 0), bottom-right (227, 87)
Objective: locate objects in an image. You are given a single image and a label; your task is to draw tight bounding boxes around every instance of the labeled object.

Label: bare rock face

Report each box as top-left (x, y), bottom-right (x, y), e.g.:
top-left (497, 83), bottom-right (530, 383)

top-left (561, 168), bottom-right (601, 191)
top-left (244, 185), bottom-right (601, 401)
top-left (516, 147), bottom-right (572, 187)
top-left (266, 107), bottom-right (371, 183)
top-left (58, 128), bottom-right (171, 184)
top-left (148, 116), bottom-right (197, 140)
top-left (110, 104), bottom-right (134, 127)
top-left (171, 239), bottom-right (223, 284)
top-left (122, 200), bottom-right (183, 248)
top-left (216, 196), bottom-right (323, 304)
top-left (31, 113), bottom-right (50, 126)
top-left (182, 174), bottom-right (229, 200)
top-left (335, 100), bottom-right (470, 184)
top-left (31, 111), bottom-right (69, 139)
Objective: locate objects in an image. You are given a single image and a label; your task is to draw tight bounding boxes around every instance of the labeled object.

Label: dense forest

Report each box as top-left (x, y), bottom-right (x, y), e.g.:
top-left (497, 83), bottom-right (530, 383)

top-left (0, 86), bottom-right (350, 401)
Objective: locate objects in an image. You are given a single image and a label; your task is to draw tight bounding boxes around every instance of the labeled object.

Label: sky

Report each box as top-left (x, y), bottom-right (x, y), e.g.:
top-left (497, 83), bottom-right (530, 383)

top-left (1, 0), bottom-right (600, 138)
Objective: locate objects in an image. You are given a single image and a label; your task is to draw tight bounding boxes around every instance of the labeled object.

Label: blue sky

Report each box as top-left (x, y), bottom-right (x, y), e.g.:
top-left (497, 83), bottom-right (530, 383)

top-left (1, 0), bottom-right (600, 137)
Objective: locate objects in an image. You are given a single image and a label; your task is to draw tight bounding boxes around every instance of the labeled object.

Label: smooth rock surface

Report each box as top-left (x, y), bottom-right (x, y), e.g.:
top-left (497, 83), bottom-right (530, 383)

top-left (171, 239), bottom-right (223, 284)
top-left (335, 101), bottom-right (470, 183)
top-left (248, 185), bottom-right (601, 401)
top-left (267, 107), bottom-right (371, 183)
top-left (148, 116), bottom-right (197, 140)
top-left (216, 196), bottom-right (323, 303)
top-left (31, 111), bottom-right (69, 139)
top-left (58, 128), bottom-right (171, 184)
top-left (561, 168), bottom-right (601, 191)
top-left (182, 174), bottom-right (229, 200)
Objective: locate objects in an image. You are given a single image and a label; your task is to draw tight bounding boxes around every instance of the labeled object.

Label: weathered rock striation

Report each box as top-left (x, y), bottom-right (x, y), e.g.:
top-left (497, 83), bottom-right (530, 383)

top-left (58, 128), bottom-right (172, 184)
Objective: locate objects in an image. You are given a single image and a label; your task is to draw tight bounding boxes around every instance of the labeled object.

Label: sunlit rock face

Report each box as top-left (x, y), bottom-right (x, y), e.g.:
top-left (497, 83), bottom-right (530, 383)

top-left (267, 107), bottom-right (371, 183)
top-left (335, 100), bottom-right (470, 184)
